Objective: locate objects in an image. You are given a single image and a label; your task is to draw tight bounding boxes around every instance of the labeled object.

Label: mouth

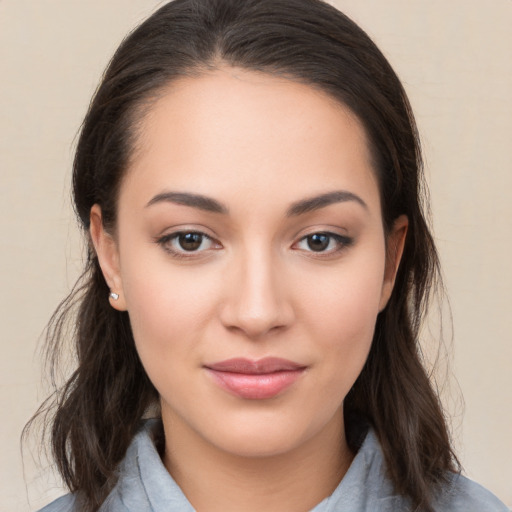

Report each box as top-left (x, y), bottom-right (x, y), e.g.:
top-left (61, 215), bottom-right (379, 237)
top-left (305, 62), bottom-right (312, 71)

top-left (203, 357), bottom-right (307, 400)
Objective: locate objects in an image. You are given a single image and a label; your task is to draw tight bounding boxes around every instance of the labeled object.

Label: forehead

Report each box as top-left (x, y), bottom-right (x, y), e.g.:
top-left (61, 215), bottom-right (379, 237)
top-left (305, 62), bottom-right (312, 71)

top-left (122, 67), bottom-right (380, 215)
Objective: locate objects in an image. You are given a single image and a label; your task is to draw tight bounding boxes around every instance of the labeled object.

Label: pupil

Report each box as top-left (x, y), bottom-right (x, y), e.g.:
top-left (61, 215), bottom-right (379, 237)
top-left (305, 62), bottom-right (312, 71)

top-left (307, 234), bottom-right (329, 251)
top-left (179, 233), bottom-right (202, 251)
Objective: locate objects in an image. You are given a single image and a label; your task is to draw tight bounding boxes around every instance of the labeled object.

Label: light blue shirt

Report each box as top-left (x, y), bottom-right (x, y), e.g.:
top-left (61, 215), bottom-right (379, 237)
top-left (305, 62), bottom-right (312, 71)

top-left (40, 420), bottom-right (508, 511)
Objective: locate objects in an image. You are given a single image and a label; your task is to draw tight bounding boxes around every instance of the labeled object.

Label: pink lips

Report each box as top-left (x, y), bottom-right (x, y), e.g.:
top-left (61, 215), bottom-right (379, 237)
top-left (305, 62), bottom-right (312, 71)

top-left (204, 357), bottom-right (306, 400)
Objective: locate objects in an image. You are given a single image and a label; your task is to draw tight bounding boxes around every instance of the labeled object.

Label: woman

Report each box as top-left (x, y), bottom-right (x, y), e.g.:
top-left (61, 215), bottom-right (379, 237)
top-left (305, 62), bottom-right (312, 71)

top-left (31, 0), bottom-right (508, 511)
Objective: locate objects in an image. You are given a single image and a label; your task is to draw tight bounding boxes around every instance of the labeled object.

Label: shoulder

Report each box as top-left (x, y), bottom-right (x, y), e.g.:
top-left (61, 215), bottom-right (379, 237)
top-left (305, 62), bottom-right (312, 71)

top-left (37, 493), bottom-right (76, 512)
top-left (437, 473), bottom-right (509, 512)
top-left (329, 426), bottom-right (509, 512)
top-left (35, 419), bottom-right (173, 512)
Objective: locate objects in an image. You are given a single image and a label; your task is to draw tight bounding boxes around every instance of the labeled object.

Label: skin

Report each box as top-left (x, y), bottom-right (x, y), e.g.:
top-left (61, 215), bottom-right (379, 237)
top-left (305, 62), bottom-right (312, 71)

top-left (90, 67), bottom-right (407, 512)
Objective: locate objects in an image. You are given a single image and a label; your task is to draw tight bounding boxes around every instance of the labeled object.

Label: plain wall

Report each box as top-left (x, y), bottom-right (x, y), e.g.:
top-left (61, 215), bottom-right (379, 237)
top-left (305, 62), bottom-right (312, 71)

top-left (1, 1), bottom-right (510, 510)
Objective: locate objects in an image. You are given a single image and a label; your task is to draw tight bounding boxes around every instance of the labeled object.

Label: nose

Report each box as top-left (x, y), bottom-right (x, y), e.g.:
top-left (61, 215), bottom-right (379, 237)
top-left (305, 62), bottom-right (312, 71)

top-left (219, 247), bottom-right (294, 340)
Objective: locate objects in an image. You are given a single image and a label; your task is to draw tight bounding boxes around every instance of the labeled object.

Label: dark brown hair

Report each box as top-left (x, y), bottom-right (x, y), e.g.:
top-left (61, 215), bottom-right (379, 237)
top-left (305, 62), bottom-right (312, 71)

top-left (26, 0), bottom-right (458, 510)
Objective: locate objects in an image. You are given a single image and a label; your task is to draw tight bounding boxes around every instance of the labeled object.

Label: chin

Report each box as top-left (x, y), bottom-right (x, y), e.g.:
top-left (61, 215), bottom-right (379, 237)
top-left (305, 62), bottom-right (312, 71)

top-left (213, 427), bottom-right (307, 459)
top-left (204, 409), bottom-right (336, 459)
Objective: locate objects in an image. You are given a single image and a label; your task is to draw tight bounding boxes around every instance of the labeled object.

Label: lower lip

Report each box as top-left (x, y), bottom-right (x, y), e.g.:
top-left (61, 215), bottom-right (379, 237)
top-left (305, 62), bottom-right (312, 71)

top-left (206, 368), bottom-right (305, 400)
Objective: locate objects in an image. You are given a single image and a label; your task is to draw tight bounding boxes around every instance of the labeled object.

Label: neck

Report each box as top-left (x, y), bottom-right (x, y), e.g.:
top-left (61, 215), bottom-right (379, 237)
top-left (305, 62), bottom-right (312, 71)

top-left (162, 408), bottom-right (353, 512)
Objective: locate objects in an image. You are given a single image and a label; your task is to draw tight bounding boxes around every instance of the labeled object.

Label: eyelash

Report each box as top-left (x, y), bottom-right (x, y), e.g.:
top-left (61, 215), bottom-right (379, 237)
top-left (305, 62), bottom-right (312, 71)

top-left (156, 231), bottom-right (220, 259)
top-left (293, 232), bottom-right (353, 256)
top-left (155, 230), bottom-right (353, 259)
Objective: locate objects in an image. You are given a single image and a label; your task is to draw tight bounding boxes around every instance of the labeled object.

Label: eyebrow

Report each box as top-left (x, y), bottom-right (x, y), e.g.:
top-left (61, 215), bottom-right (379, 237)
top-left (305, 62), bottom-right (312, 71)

top-left (286, 190), bottom-right (367, 216)
top-left (145, 191), bottom-right (228, 214)
top-left (145, 189), bottom-right (367, 216)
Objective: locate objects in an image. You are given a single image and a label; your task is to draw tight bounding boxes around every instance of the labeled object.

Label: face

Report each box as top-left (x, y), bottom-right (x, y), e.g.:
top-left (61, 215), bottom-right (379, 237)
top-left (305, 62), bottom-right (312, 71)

top-left (91, 68), bottom-right (406, 460)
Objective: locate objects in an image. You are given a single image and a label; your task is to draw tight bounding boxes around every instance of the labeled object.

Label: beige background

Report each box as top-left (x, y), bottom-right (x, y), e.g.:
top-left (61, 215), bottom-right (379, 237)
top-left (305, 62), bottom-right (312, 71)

top-left (1, 1), bottom-right (510, 510)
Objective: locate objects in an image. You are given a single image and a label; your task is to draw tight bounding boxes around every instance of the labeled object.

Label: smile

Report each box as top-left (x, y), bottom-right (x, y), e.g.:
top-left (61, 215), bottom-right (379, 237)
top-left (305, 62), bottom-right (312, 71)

top-left (204, 357), bottom-right (307, 400)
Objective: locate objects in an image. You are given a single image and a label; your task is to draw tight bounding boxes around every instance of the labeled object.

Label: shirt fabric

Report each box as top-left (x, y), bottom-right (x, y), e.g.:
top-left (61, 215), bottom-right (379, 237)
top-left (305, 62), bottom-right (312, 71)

top-left (39, 419), bottom-right (509, 512)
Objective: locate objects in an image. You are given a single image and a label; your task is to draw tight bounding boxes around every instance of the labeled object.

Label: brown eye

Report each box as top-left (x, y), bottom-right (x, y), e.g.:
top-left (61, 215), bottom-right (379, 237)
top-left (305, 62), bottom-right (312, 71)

top-left (294, 232), bottom-right (353, 255)
top-left (306, 233), bottom-right (330, 252)
top-left (156, 231), bottom-right (219, 257)
top-left (178, 232), bottom-right (204, 251)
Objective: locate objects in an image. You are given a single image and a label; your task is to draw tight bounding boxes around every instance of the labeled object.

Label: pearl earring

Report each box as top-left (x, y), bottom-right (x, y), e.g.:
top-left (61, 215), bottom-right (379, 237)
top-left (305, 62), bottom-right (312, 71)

top-left (109, 292), bottom-right (120, 301)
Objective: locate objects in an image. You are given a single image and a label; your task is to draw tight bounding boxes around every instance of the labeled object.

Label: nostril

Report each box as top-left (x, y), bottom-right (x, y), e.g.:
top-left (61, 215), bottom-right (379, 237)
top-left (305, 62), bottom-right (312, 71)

top-left (219, 300), bottom-right (294, 339)
top-left (222, 316), bottom-right (286, 340)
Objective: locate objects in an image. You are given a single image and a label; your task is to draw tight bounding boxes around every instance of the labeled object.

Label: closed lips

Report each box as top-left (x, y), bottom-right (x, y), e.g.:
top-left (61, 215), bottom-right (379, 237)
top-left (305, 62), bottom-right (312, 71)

top-left (204, 357), bottom-right (306, 374)
top-left (204, 358), bottom-right (307, 400)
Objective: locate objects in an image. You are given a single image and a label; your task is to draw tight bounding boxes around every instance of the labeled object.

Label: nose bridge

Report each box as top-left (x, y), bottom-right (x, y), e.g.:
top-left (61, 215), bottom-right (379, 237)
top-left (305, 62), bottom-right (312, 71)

top-left (221, 239), bottom-right (292, 338)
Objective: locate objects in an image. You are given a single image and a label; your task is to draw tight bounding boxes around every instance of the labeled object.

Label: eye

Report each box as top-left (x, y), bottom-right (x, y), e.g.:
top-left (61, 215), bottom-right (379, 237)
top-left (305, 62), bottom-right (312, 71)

top-left (294, 232), bottom-right (352, 254)
top-left (157, 231), bottom-right (219, 257)
top-left (175, 232), bottom-right (207, 251)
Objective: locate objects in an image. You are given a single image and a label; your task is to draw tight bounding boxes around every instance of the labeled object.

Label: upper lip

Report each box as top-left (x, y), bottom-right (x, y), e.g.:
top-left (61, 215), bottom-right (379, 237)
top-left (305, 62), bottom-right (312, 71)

top-left (204, 357), bottom-right (305, 374)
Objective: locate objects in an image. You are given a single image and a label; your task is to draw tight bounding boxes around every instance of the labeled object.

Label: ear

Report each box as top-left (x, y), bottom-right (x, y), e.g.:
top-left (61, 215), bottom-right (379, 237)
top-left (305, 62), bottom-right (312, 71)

top-left (89, 204), bottom-right (127, 311)
top-left (379, 214), bottom-right (408, 312)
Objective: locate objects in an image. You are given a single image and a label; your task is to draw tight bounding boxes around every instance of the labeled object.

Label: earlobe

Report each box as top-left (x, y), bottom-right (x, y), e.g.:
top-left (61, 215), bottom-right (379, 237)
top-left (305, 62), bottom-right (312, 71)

top-left (89, 205), bottom-right (127, 311)
top-left (379, 215), bottom-right (408, 312)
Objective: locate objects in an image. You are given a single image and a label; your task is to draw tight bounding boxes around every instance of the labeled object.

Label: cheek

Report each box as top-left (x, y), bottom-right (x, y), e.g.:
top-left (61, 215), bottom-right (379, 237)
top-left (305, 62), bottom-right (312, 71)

top-left (301, 247), bottom-right (386, 334)
top-left (118, 249), bottom-right (222, 367)
top-left (299, 247), bottom-right (386, 390)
